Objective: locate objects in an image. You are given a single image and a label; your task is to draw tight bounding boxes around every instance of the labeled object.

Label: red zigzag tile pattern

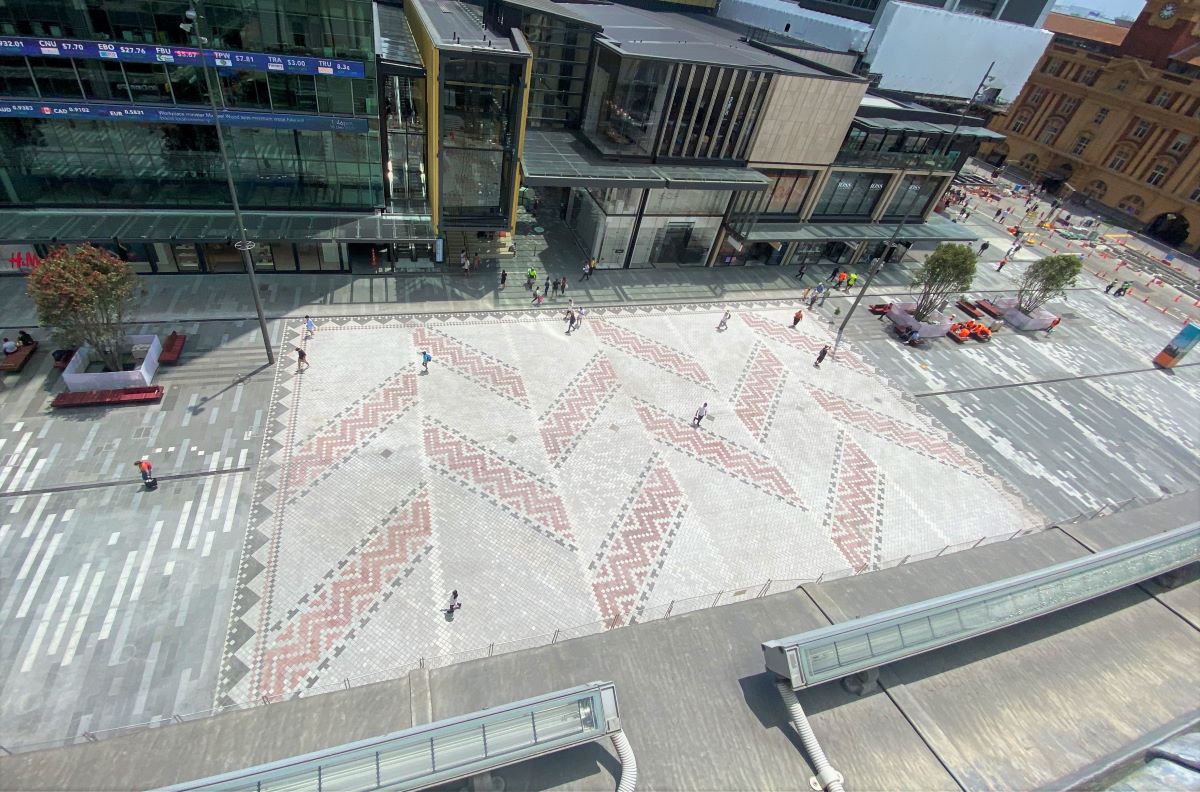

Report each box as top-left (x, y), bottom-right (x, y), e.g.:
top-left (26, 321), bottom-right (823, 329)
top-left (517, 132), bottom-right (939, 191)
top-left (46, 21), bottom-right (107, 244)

top-left (590, 319), bottom-right (712, 385)
top-left (541, 355), bottom-right (619, 466)
top-left (257, 490), bottom-right (432, 699)
top-left (591, 459), bottom-right (685, 623)
top-left (732, 344), bottom-right (786, 443)
top-left (827, 433), bottom-right (880, 571)
top-left (806, 386), bottom-right (981, 473)
top-left (286, 371), bottom-right (418, 491)
top-left (423, 421), bottom-right (577, 548)
top-left (633, 401), bottom-right (802, 506)
top-left (413, 326), bottom-right (528, 404)
top-left (739, 312), bottom-right (872, 374)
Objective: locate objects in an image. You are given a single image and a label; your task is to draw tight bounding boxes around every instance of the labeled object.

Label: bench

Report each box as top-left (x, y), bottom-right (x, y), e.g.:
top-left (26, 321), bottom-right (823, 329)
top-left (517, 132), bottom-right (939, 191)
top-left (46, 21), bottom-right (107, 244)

top-left (159, 332), bottom-right (187, 364)
top-left (955, 300), bottom-right (983, 319)
top-left (0, 342), bottom-right (37, 373)
top-left (975, 299), bottom-right (1004, 319)
top-left (51, 385), bottom-right (164, 409)
top-left (52, 349), bottom-right (76, 370)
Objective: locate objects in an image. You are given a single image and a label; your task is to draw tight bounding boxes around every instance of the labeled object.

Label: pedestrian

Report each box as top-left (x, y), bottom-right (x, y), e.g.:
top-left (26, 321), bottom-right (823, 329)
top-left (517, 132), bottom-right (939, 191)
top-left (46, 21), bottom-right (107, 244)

top-left (590, 259), bottom-right (598, 277)
top-left (814, 344), bottom-right (829, 368)
top-left (531, 288), bottom-right (541, 305)
top-left (544, 275), bottom-right (551, 296)
top-left (692, 402), bottom-right (708, 427)
top-left (500, 269), bottom-right (508, 289)
top-left (473, 253), bottom-right (482, 272)
top-left (837, 271), bottom-right (848, 291)
top-left (551, 278), bottom-right (559, 297)
top-left (527, 267), bottom-right (537, 289)
top-left (791, 309), bottom-right (804, 328)
top-left (978, 241), bottom-right (990, 256)
top-left (535, 290), bottom-right (544, 306)
top-left (996, 257), bottom-right (1008, 272)
top-left (796, 264), bottom-right (808, 280)
top-left (993, 208), bottom-right (1004, 221)
top-left (716, 310), bottom-right (731, 331)
top-left (462, 256), bottom-right (471, 276)
top-left (445, 589), bottom-right (462, 615)
top-left (801, 286), bottom-right (812, 302)
top-left (304, 315), bottom-right (316, 338)
top-left (846, 272), bottom-right (858, 290)
top-left (295, 346), bottom-right (309, 371)
top-left (1104, 280), bottom-right (1116, 294)
top-left (581, 261), bottom-right (591, 281)
top-left (421, 350), bottom-right (432, 372)
top-left (962, 210), bottom-right (971, 222)
top-left (828, 266), bottom-right (841, 283)
top-left (1000, 207), bottom-right (1010, 221)
top-left (560, 276), bottom-right (568, 298)
top-left (1009, 243), bottom-right (1023, 256)
top-left (134, 458), bottom-right (153, 483)
top-left (576, 306), bottom-right (587, 325)
top-left (1045, 317), bottom-right (1060, 336)
top-left (565, 309), bottom-right (575, 333)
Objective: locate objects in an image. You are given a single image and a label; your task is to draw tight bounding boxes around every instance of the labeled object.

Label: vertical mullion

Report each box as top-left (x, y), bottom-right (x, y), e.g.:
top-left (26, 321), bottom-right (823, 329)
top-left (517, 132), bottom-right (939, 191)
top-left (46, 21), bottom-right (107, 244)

top-left (669, 64), bottom-right (695, 158)
top-left (732, 72), bottom-right (768, 159)
top-left (691, 67), bottom-right (723, 159)
top-left (718, 69), bottom-right (752, 160)
top-left (680, 65), bottom-right (708, 159)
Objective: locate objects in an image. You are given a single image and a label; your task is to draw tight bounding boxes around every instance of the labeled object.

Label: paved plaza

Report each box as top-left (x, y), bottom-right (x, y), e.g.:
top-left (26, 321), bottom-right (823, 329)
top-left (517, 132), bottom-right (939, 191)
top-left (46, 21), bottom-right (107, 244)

top-left (1, 211), bottom-right (1198, 752)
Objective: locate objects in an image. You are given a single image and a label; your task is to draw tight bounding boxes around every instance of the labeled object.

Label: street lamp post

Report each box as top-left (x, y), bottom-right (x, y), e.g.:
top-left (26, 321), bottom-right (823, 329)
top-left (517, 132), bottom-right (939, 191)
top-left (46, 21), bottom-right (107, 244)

top-left (832, 61), bottom-right (996, 357)
top-left (183, 3), bottom-right (275, 365)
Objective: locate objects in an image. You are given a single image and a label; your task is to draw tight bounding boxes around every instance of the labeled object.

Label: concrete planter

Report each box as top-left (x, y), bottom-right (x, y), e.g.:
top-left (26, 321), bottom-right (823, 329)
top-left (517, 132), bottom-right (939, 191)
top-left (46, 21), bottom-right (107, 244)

top-left (995, 297), bottom-right (1057, 331)
top-left (61, 334), bottom-right (162, 392)
top-left (887, 302), bottom-right (951, 338)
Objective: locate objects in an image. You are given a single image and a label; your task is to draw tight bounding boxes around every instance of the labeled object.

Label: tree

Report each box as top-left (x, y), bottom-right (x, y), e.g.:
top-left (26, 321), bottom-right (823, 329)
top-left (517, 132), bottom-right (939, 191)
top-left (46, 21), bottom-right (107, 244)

top-left (911, 243), bottom-right (977, 321)
top-left (26, 244), bottom-right (140, 372)
top-left (1016, 254), bottom-right (1082, 315)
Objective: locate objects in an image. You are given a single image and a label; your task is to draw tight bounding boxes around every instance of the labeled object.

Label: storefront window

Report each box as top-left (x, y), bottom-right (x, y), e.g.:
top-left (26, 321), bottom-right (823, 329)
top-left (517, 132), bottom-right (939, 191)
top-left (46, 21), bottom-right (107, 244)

top-left (882, 175), bottom-right (942, 219)
top-left (24, 56), bottom-right (82, 99)
top-left (583, 49), bottom-right (671, 157)
top-left (0, 56), bottom-right (37, 97)
top-left (812, 171), bottom-right (890, 219)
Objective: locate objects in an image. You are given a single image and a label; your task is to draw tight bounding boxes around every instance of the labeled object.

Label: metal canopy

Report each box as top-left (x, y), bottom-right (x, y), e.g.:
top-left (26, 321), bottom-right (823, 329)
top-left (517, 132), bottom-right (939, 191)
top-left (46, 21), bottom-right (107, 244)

top-left (746, 215), bottom-right (975, 244)
top-left (157, 683), bottom-right (623, 792)
top-left (0, 210), bottom-right (436, 244)
top-left (763, 523), bottom-right (1199, 690)
top-left (856, 117), bottom-right (1004, 141)
top-left (375, 3), bottom-right (425, 70)
top-left (521, 130), bottom-right (769, 191)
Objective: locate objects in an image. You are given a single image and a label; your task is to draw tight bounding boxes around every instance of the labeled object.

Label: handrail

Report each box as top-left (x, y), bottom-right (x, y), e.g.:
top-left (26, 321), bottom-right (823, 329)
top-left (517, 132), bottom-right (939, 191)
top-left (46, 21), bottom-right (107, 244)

top-left (763, 523), bottom-right (1199, 690)
top-left (157, 682), bottom-right (624, 792)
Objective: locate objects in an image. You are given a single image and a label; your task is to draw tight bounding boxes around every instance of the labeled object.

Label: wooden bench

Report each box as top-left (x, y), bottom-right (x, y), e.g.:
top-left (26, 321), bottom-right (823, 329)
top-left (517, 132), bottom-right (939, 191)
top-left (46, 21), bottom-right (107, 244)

top-left (0, 342), bottom-right (37, 373)
top-left (159, 332), bottom-right (187, 364)
top-left (975, 299), bottom-right (1004, 319)
top-left (51, 385), bottom-right (164, 409)
top-left (955, 300), bottom-right (983, 319)
top-left (52, 349), bottom-right (76, 370)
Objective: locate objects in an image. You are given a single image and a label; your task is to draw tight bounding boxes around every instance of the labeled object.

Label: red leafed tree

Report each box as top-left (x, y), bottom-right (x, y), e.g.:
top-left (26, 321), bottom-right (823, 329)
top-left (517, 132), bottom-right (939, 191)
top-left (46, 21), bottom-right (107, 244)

top-left (26, 244), bottom-right (140, 372)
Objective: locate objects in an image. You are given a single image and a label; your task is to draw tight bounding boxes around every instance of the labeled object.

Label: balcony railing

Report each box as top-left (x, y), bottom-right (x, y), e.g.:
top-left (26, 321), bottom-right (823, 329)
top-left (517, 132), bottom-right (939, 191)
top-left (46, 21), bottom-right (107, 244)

top-left (834, 149), bottom-right (957, 171)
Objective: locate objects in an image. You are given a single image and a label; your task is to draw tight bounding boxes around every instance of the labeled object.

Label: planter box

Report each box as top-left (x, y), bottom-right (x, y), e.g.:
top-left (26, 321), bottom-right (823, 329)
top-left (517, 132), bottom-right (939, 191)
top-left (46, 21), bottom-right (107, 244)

top-left (61, 334), bottom-right (162, 392)
top-left (886, 302), bottom-right (951, 338)
top-left (995, 297), bottom-right (1057, 331)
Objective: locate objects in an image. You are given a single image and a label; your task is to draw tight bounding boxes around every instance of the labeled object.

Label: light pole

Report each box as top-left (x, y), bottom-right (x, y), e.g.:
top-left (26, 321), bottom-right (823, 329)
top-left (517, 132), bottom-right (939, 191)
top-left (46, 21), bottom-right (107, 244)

top-left (832, 62), bottom-right (996, 356)
top-left (182, 3), bottom-right (275, 365)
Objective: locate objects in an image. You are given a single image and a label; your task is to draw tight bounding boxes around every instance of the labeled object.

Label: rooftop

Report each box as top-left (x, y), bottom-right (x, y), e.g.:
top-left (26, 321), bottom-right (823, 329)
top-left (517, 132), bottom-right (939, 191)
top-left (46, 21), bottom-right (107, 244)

top-left (409, 0), bottom-right (526, 54)
top-left (1044, 11), bottom-right (1129, 47)
top-left (373, 2), bottom-right (423, 68)
top-left (568, 3), bottom-right (826, 74)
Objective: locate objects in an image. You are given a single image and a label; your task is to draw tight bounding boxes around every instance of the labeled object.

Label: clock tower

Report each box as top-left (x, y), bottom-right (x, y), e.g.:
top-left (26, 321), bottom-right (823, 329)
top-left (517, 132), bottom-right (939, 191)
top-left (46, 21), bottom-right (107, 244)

top-left (1119, 0), bottom-right (1200, 67)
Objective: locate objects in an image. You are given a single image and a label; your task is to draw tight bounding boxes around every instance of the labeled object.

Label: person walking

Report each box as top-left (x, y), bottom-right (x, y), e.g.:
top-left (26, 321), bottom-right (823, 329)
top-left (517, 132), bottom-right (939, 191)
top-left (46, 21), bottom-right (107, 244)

top-left (716, 310), bottom-right (731, 331)
top-left (459, 249), bottom-right (468, 272)
top-left (560, 276), bottom-right (568, 298)
top-left (304, 315), bottom-right (316, 338)
top-left (421, 350), bottom-right (432, 372)
top-left (796, 264), bottom-right (808, 280)
top-left (1045, 317), bottom-right (1061, 336)
top-left (817, 282), bottom-right (829, 306)
top-left (993, 207), bottom-right (1004, 221)
top-left (544, 275), bottom-right (552, 296)
top-left (294, 346), bottom-right (309, 372)
top-left (814, 344), bottom-right (829, 368)
top-left (590, 259), bottom-right (598, 277)
top-left (500, 269), bottom-right (508, 289)
top-left (576, 306), bottom-right (587, 325)
top-left (473, 253), bottom-right (482, 272)
top-left (445, 590), bottom-right (462, 615)
top-left (551, 278), bottom-right (559, 297)
top-left (801, 286), bottom-right (812, 302)
top-left (846, 272), bottom-right (858, 290)
top-left (791, 309), bottom-right (804, 328)
top-left (828, 266), bottom-right (841, 283)
top-left (836, 271), bottom-right (848, 291)
top-left (978, 241), bottom-right (990, 256)
top-left (996, 257), bottom-right (1008, 272)
top-left (1104, 279), bottom-right (1116, 294)
top-left (135, 458), bottom-right (153, 484)
top-left (527, 267), bottom-right (537, 289)
top-left (565, 309), bottom-right (576, 334)
top-left (692, 402), bottom-right (708, 427)
top-left (581, 261), bottom-right (591, 281)
top-left (531, 288), bottom-right (542, 305)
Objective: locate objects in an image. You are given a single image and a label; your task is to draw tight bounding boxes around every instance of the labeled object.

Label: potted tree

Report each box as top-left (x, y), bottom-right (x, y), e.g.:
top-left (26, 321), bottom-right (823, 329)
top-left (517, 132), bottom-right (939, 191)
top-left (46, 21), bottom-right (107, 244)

top-left (888, 243), bottom-right (978, 338)
top-left (999, 254), bottom-right (1082, 330)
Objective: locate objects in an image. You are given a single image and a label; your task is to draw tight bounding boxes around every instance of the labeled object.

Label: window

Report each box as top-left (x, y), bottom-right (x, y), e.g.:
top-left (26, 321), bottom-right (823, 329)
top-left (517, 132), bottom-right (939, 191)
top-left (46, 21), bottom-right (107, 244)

top-left (1146, 161), bottom-right (1171, 187)
top-left (1168, 134), bottom-right (1192, 153)
top-left (1058, 97), bottom-right (1080, 115)
top-left (1037, 119), bottom-right (1062, 145)
top-left (1115, 79), bottom-right (1128, 92)
top-left (1150, 90), bottom-right (1173, 108)
top-left (1019, 153), bottom-right (1039, 170)
top-left (1117, 194), bottom-right (1144, 216)
top-left (1010, 109), bottom-right (1034, 133)
top-left (1042, 58), bottom-right (1064, 76)
top-left (1093, 108), bottom-right (1108, 124)
top-left (1085, 180), bottom-right (1107, 200)
top-left (1029, 87), bottom-right (1047, 105)
top-left (1071, 135), bottom-right (1092, 156)
top-left (1108, 147), bottom-right (1132, 170)
top-left (1079, 68), bottom-right (1098, 85)
top-left (812, 171), bottom-right (891, 219)
top-left (1131, 120), bottom-right (1150, 139)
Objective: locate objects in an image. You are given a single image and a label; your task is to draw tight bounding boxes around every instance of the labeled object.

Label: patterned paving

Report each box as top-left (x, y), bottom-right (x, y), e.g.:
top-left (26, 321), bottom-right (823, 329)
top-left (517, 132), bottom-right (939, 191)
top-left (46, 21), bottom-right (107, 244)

top-left (217, 305), bottom-right (1042, 705)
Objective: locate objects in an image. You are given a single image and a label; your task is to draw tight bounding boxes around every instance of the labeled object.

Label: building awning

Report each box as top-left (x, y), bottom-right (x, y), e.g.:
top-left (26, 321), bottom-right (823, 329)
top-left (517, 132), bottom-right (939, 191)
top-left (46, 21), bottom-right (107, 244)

top-left (0, 210), bottom-right (436, 244)
top-left (521, 130), bottom-right (769, 191)
top-left (374, 2), bottom-right (425, 71)
top-left (745, 214), bottom-right (976, 244)
top-left (856, 117), bottom-right (1005, 141)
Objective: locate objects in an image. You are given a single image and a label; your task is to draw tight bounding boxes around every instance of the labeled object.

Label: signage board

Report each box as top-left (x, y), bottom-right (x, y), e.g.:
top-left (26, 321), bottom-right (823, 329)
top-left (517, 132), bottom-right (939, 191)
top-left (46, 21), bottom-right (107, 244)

top-left (0, 99), bottom-right (368, 133)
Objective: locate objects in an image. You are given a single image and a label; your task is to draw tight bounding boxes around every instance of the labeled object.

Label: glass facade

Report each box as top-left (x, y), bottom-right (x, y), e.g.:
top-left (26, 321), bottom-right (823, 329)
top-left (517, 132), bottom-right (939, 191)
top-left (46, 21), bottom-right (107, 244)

top-left (383, 73), bottom-right (428, 213)
top-left (811, 171), bottom-right (891, 219)
top-left (522, 13), bottom-right (593, 129)
top-left (835, 126), bottom-right (955, 170)
top-left (0, 0), bottom-right (382, 211)
top-left (657, 64), bottom-right (769, 161)
top-left (583, 48), bottom-right (671, 157)
top-left (439, 55), bottom-right (523, 225)
top-left (881, 174), bottom-right (941, 220)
